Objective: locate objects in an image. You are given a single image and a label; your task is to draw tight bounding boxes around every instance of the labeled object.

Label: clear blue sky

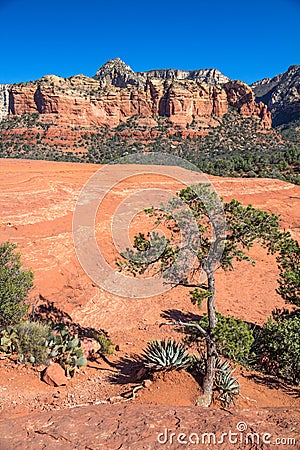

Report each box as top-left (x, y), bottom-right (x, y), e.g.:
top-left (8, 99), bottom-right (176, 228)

top-left (0, 0), bottom-right (299, 85)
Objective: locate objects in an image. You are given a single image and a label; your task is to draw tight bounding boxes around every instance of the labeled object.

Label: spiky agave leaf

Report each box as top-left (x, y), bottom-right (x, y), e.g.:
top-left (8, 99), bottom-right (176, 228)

top-left (215, 357), bottom-right (239, 406)
top-left (142, 339), bottom-right (191, 371)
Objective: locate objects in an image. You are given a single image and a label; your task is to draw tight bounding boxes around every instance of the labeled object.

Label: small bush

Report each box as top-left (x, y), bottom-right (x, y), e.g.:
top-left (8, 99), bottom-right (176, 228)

top-left (215, 357), bottom-right (239, 407)
top-left (197, 312), bottom-right (254, 364)
top-left (0, 242), bottom-right (33, 328)
top-left (0, 320), bottom-right (51, 364)
top-left (15, 320), bottom-right (52, 364)
top-left (0, 321), bottom-right (88, 375)
top-left (90, 331), bottom-right (115, 355)
top-left (190, 353), bottom-right (239, 407)
top-left (257, 309), bottom-right (300, 384)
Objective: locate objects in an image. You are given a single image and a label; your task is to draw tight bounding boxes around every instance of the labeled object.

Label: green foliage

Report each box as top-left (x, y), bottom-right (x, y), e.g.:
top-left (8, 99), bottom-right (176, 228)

top-left (86, 329), bottom-right (115, 355)
top-left (257, 309), bottom-right (300, 384)
top-left (190, 288), bottom-right (211, 309)
top-left (14, 320), bottom-right (51, 364)
top-left (117, 231), bottom-right (178, 277)
top-left (214, 357), bottom-right (239, 406)
top-left (2, 108), bottom-right (299, 184)
top-left (192, 312), bottom-right (255, 364)
top-left (190, 354), bottom-right (239, 406)
top-left (142, 339), bottom-right (191, 371)
top-left (276, 238), bottom-right (300, 306)
top-left (178, 187), bottom-right (282, 271)
top-left (46, 324), bottom-right (87, 376)
top-left (0, 326), bottom-right (18, 356)
top-left (0, 321), bottom-right (87, 375)
top-left (0, 242), bottom-right (33, 328)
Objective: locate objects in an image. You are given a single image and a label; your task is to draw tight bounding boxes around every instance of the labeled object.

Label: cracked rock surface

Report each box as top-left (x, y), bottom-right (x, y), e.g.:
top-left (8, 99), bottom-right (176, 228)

top-left (0, 404), bottom-right (299, 449)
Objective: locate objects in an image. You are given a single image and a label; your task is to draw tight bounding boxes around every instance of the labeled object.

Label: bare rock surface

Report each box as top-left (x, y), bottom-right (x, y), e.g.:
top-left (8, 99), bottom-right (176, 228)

top-left (0, 403), bottom-right (299, 449)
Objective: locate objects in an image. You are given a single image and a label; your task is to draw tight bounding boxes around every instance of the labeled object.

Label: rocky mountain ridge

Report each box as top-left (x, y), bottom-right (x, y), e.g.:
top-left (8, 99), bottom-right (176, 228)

top-left (0, 58), bottom-right (271, 130)
top-left (252, 64), bottom-right (300, 126)
top-left (140, 67), bottom-right (230, 85)
top-left (1, 59), bottom-right (299, 130)
top-left (94, 58), bottom-right (230, 88)
top-left (0, 59), bottom-right (299, 185)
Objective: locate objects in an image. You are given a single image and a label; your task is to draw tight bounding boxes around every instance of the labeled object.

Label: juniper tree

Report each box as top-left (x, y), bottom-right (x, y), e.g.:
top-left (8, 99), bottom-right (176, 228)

top-left (117, 183), bottom-right (299, 406)
top-left (0, 242), bottom-right (33, 328)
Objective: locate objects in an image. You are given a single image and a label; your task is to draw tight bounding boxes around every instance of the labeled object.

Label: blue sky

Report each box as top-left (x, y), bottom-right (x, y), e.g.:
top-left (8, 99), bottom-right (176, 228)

top-left (0, 0), bottom-right (299, 85)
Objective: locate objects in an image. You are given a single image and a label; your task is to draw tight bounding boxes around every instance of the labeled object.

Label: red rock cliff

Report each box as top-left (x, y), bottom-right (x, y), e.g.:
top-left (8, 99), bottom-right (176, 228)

top-left (7, 74), bottom-right (271, 130)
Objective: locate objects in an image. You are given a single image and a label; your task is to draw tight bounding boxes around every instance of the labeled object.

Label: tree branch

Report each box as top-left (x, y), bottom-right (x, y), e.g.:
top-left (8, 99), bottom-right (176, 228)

top-left (160, 321), bottom-right (209, 339)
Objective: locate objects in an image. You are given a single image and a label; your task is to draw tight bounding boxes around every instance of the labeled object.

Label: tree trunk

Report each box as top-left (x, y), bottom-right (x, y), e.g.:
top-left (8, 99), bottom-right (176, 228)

top-left (196, 269), bottom-right (217, 407)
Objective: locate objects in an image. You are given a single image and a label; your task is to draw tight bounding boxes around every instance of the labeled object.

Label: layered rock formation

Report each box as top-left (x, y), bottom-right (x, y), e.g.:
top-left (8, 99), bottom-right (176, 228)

top-left (1, 59), bottom-right (271, 130)
top-left (139, 67), bottom-right (230, 85)
top-left (3, 58), bottom-right (300, 136)
top-left (0, 84), bottom-right (9, 120)
top-left (95, 58), bottom-right (230, 87)
top-left (252, 65), bottom-right (300, 126)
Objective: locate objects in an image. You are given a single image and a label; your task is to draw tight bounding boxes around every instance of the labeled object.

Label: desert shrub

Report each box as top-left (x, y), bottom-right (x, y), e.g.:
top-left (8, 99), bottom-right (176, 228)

top-left (0, 242), bottom-right (33, 328)
top-left (0, 321), bottom-right (88, 375)
top-left (46, 324), bottom-right (87, 376)
top-left (276, 238), bottom-right (300, 306)
top-left (15, 320), bottom-right (52, 364)
top-left (0, 320), bottom-right (51, 364)
top-left (190, 354), bottom-right (239, 406)
top-left (256, 309), bottom-right (300, 384)
top-left (88, 330), bottom-right (115, 355)
top-left (196, 312), bottom-right (254, 364)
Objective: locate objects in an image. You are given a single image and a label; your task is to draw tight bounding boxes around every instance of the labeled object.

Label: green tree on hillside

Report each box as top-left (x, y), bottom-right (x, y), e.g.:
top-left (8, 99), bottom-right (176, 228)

top-left (0, 242), bottom-right (33, 328)
top-left (118, 184), bottom-right (299, 406)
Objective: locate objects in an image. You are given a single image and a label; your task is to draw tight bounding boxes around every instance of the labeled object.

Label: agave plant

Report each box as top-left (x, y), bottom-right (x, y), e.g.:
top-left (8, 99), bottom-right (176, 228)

top-left (214, 357), bottom-right (239, 406)
top-left (142, 339), bottom-right (191, 371)
top-left (189, 351), bottom-right (207, 374)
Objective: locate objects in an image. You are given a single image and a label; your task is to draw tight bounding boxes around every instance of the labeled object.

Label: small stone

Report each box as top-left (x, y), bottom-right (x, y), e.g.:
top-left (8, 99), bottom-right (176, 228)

top-left (135, 367), bottom-right (148, 381)
top-left (143, 379), bottom-right (152, 388)
top-left (42, 363), bottom-right (68, 387)
top-left (80, 338), bottom-right (101, 359)
top-left (35, 364), bottom-right (47, 372)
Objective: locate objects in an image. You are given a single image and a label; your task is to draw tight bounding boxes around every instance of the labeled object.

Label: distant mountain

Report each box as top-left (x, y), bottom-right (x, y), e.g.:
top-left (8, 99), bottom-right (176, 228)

top-left (94, 58), bottom-right (230, 88)
top-left (251, 65), bottom-right (300, 126)
top-left (0, 59), bottom-right (298, 184)
top-left (94, 58), bottom-right (144, 88)
top-left (0, 58), bottom-right (271, 131)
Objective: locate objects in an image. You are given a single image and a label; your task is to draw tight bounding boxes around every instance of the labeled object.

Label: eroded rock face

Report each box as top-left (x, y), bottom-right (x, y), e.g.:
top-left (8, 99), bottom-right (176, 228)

top-left (0, 84), bottom-right (9, 120)
top-left (224, 80), bottom-right (272, 128)
top-left (140, 67), bottom-right (230, 85)
top-left (252, 65), bottom-right (300, 126)
top-left (94, 57), bottom-right (145, 88)
top-left (4, 73), bottom-right (270, 130)
top-left (0, 59), bottom-right (272, 133)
